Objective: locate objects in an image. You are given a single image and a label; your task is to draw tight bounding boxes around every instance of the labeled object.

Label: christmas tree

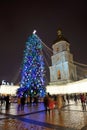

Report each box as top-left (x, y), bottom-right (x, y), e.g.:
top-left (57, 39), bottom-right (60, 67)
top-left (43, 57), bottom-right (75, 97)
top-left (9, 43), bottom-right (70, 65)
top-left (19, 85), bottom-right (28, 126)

top-left (17, 31), bottom-right (46, 97)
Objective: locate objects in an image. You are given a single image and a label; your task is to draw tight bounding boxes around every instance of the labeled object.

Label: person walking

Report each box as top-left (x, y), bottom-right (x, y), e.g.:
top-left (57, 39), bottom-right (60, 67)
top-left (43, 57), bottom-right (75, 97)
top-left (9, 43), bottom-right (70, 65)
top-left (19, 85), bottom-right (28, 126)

top-left (48, 97), bottom-right (55, 114)
top-left (80, 94), bottom-right (86, 111)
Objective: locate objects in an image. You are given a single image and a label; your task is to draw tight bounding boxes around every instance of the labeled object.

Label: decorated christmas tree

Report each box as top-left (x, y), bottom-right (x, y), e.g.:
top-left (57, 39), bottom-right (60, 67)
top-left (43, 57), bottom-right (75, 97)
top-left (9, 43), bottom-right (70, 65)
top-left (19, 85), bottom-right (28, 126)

top-left (17, 31), bottom-right (46, 97)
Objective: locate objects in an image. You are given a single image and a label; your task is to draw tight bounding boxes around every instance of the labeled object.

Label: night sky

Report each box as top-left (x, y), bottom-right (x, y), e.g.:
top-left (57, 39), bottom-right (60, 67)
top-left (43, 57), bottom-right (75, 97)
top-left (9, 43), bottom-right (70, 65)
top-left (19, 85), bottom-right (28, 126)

top-left (0, 0), bottom-right (87, 84)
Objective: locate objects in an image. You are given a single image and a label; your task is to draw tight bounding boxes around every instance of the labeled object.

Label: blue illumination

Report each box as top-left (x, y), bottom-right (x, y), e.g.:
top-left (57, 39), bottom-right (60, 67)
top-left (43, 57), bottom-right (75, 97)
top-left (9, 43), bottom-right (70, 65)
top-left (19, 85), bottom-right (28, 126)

top-left (17, 33), bottom-right (46, 97)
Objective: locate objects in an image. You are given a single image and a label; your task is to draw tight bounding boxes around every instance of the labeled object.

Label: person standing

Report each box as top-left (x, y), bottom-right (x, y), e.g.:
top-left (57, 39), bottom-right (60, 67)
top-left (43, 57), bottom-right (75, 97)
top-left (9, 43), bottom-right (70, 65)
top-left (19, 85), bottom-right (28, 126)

top-left (17, 96), bottom-right (21, 111)
top-left (21, 96), bottom-right (25, 111)
top-left (33, 95), bottom-right (38, 105)
top-left (57, 95), bottom-right (63, 114)
top-left (5, 95), bottom-right (10, 110)
top-left (29, 94), bottom-right (32, 107)
top-left (48, 97), bottom-right (55, 114)
top-left (44, 95), bottom-right (49, 112)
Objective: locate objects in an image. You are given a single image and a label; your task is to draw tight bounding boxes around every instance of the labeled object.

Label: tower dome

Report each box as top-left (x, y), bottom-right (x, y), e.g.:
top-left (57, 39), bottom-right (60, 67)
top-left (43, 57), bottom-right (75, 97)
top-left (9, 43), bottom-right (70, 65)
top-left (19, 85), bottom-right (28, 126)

top-left (54, 28), bottom-right (69, 43)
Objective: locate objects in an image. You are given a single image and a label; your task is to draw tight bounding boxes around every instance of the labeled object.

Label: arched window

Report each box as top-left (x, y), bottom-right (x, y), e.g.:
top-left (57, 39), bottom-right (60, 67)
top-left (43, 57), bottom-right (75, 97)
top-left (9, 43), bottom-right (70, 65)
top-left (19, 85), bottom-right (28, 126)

top-left (58, 70), bottom-right (61, 79)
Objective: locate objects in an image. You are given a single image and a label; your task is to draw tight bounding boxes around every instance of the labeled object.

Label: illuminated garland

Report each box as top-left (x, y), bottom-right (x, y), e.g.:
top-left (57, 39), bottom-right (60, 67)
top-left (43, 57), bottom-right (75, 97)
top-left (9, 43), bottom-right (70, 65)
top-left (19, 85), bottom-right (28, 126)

top-left (17, 32), bottom-right (46, 97)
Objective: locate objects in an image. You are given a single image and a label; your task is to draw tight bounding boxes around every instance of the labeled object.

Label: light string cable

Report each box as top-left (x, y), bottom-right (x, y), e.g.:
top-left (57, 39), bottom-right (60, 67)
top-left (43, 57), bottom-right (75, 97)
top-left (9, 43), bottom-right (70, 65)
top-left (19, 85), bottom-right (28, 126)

top-left (42, 46), bottom-right (52, 65)
top-left (42, 49), bottom-right (51, 67)
top-left (36, 34), bottom-right (53, 66)
top-left (36, 34), bottom-right (53, 54)
top-left (39, 41), bottom-right (52, 84)
top-left (73, 61), bottom-right (87, 67)
top-left (11, 66), bottom-right (21, 84)
top-left (42, 49), bottom-right (51, 84)
top-left (42, 41), bottom-right (53, 55)
top-left (73, 61), bottom-right (87, 78)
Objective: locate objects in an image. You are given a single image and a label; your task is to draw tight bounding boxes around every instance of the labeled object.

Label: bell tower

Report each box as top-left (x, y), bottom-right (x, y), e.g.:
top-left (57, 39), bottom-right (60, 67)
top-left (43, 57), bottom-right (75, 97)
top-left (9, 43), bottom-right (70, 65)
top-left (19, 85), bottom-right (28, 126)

top-left (49, 29), bottom-right (77, 84)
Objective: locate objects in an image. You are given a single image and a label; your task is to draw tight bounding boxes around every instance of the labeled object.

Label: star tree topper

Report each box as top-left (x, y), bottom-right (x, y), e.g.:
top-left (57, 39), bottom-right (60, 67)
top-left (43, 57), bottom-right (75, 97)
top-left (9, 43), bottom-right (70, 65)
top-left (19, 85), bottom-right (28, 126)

top-left (33, 30), bottom-right (37, 34)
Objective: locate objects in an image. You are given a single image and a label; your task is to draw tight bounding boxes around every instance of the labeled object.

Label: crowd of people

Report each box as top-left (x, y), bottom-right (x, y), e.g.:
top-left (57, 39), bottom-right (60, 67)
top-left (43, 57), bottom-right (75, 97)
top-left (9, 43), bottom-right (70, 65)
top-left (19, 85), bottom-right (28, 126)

top-left (0, 93), bottom-right (87, 112)
top-left (43, 93), bottom-right (87, 114)
top-left (64, 93), bottom-right (87, 111)
top-left (17, 94), bottom-right (38, 111)
top-left (44, 93), bottom-right (63, 114)
top-left (0, 95), bottom-right (10, 110)
top-left (0, 94), bottom-right (39, 111)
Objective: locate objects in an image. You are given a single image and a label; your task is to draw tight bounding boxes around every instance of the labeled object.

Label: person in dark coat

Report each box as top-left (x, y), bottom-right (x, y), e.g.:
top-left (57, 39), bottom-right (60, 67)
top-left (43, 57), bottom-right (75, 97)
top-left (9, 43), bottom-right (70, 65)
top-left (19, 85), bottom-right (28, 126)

top-left (44, 95), bottom-right (49, 112)
top-left (5, 95), bottom-right (10, 110)
top-left (21, 96), bottom-right (25, 110)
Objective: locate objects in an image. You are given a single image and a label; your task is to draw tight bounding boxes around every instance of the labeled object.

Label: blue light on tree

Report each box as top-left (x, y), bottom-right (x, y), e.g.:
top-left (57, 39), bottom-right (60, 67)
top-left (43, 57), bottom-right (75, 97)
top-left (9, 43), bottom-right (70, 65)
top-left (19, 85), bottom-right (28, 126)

top-left (17, 31), bottom-right (46, 97)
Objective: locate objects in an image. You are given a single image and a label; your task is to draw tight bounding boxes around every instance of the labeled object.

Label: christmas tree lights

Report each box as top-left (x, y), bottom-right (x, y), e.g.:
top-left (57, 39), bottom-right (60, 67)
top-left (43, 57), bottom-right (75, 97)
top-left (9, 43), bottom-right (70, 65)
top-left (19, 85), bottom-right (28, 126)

top-left (17, 31), bottom-right (46, 97)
